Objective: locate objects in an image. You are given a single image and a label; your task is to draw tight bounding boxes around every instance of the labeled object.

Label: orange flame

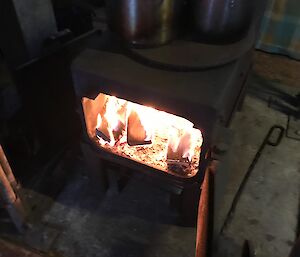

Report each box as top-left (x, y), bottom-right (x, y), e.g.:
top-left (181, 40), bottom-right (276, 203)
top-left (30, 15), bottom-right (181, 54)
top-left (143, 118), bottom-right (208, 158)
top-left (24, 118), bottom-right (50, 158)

top-left (128, 103), bottom-right (155, 141)
top-left (96, 113), bottom-right (102, 129)
top-left (94, 94), bottom-right (203, 168)
top-left (181, 129), bottom-right (202, 162)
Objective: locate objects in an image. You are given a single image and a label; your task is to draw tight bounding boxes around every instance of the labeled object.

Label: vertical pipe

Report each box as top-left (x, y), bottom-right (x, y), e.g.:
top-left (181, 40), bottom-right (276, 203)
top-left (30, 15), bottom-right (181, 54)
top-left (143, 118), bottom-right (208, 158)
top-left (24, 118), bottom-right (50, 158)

top-left (196, 168), bottom-right (210, 257)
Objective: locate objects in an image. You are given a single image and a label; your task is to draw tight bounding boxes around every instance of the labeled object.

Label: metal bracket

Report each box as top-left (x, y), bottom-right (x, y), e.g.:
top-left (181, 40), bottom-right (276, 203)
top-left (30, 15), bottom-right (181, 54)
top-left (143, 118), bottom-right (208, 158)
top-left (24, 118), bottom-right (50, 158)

top-left (287, 115), bottom-right (300, 141)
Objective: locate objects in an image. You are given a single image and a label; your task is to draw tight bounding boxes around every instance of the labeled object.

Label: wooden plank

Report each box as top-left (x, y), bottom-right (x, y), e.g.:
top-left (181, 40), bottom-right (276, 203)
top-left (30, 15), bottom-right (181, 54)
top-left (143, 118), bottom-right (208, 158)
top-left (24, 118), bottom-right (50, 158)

top-left (127, 110), bottom-right (152, 146)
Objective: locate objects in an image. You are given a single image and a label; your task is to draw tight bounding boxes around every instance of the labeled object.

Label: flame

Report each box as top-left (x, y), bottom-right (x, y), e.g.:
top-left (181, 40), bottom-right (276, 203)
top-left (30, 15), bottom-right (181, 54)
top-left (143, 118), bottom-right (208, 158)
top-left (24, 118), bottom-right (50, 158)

top-left (90, 93), bottom-right (203, 175)
top-left (167, 126), bottom-right (203, 162)
top-left (128, 103), bottom-right (156, 141)
top-left (96, 113), bottom-right (102, 129)
top-left (96, 95), bottom-right (202, 155)
top-left (104, 96), bottom-right (121, 133)
top-left (168, 128), bottom-right (181, 153)
top-left (181, 129), bottom-right (202, 162)
top-left (96, 96), bottom-right (127, 147)
top-left (96, 113), bottom-right (111, 146)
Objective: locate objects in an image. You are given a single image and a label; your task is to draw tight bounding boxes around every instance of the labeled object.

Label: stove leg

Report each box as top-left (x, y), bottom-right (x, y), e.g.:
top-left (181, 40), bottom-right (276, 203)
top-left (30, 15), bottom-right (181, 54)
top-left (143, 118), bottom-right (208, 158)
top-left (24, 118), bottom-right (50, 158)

top-left (80, 142), bottom-right (107, 191)
top-left (106, 168), bottom-right (120, 197)
top-left (179, 183), bottom-right (201, 227)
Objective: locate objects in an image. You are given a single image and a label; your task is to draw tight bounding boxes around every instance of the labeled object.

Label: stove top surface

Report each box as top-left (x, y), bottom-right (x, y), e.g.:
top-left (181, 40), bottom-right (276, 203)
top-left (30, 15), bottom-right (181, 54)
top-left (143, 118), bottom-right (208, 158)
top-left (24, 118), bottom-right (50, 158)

top-left (73, 48), bottom-right (252, 127)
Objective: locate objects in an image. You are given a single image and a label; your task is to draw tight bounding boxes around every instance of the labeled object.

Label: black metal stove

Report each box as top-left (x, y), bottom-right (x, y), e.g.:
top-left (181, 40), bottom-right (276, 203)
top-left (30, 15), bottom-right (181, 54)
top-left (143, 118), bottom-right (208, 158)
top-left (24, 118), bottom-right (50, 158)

top-left (71, 34), bottom-right (253, 230)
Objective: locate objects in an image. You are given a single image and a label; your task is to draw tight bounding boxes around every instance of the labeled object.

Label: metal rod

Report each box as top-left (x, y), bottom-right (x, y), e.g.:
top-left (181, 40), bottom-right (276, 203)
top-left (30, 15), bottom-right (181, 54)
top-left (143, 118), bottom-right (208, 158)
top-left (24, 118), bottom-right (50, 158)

top-left (0, 145), bottom-right (18, 190)
top-left (196, 168), bottom-right (211, 257)
top-left (0, 164), bottom-right (17, 204)
top-left (0, 164), bottom-right (27, 233)
top-left (0, 146), bottom-right (28, 233)
top-left (221, 125), bottom-right (285, 233)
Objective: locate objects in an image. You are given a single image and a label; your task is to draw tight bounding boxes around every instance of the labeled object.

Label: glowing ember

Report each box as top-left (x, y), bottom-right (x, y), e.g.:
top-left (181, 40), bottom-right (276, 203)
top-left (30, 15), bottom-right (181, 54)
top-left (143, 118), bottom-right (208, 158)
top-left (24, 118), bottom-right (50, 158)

top-left (82, 93), bottom-right (203, 177)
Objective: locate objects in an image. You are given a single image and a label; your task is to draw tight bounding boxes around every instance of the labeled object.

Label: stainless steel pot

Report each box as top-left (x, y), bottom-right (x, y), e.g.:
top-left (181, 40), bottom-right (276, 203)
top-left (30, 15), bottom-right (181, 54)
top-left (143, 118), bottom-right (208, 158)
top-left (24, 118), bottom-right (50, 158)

top-left (190, 0), bottom-right (254, 43)
top-left (106, 0), bottom-right (184, 47)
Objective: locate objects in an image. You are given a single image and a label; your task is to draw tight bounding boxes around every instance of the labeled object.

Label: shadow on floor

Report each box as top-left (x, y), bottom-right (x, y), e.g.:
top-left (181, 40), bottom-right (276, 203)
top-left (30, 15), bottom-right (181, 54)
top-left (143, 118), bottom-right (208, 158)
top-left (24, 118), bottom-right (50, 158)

top-left (249, 73), bottom-right (300, 118)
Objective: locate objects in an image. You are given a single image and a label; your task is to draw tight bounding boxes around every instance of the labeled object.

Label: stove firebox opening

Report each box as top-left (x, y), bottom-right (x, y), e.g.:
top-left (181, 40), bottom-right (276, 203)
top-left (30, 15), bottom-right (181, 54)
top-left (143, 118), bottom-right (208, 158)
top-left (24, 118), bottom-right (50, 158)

top-left (82, 93), bottom-right (203, 178)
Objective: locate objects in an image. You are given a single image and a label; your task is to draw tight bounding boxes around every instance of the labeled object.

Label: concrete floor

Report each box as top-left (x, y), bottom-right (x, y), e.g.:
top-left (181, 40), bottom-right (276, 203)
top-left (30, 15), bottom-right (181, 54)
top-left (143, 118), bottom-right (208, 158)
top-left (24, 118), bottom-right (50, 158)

top-left (217, 68), bottom-right (300, 257)
top-left (40, 168), bottom-right (196, 257)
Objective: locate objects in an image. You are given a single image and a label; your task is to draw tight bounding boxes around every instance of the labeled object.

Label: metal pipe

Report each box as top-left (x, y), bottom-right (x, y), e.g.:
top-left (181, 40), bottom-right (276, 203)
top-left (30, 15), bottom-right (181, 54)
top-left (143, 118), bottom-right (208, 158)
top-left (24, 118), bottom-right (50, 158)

top-left (196, 168), bottom-right (211, 257)
top-left (0, 147), bottom-right (27, 233)
top-left (0, 145), bottom-right (18, 190)
top-left (0, 164), bottom-right (17, 204)
top-left (0, 164), bottom-right (27, 233)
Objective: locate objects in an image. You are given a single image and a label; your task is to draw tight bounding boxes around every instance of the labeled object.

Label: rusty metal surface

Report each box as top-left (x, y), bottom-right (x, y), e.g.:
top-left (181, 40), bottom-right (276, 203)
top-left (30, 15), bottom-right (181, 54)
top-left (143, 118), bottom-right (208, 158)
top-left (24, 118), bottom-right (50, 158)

top-left (0, 145), bottom-right (18, 190)
top-left (0, 239), bottom-right (46, 257)
top-left (0, 145), bottom-right (27, 232)
top-left (0, 164), bottom-right (16, 204)
top-left (196, 168), bottom-right (211, 257)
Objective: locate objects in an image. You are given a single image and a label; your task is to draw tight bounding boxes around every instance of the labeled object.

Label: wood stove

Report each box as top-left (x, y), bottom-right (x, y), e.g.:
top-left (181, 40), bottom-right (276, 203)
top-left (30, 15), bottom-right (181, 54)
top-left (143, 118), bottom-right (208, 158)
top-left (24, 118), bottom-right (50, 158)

top-left (71, 38), bottom-right (252, 226)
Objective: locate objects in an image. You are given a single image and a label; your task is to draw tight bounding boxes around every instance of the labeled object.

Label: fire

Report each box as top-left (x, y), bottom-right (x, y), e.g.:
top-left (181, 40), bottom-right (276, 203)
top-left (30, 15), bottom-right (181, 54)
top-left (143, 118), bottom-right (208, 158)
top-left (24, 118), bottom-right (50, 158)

top-left (96, 114), bottom-right (102, 129)
top-left (104, 96), bottom-right (124, 132)
top-left (95, 96), bottom-right (127, 147)
top-left (181, 129), bottom-right (203, 161)
top-left (83, 93), bottom-right (203, 177)
top-left (128, 103), bottom-right (155, 142)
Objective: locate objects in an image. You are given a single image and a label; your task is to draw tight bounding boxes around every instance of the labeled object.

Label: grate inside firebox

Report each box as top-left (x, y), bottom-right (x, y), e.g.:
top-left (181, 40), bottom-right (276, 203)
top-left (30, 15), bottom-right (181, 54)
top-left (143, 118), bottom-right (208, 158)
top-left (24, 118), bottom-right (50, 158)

top-left (82, 93), bottom-right (203, 177)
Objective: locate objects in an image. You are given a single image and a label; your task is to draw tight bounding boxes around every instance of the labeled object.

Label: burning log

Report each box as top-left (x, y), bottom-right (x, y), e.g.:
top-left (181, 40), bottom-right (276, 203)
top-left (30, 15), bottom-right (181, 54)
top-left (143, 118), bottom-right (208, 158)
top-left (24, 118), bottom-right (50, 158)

top-left (83, 93), bottom-right (203, 177)
top-left (95, 97), bottom-right (127, 145)
top-left (96, 116), bottom-right (126, 144)
top-left (167, 129), bottom-right (196, 172)
top-left (96, 114), bottom-right (111, 142)
top-left (127, 110), bottom-right (152, 146)
top-left (82, 94), bottom-right (107, 139)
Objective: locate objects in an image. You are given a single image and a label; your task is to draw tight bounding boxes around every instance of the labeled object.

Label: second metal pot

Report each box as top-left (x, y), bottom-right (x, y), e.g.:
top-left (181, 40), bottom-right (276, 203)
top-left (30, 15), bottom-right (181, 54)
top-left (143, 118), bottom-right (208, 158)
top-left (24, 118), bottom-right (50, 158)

top-left (190, 0), bottom-right (254, 43)
top-left (106, 0), bottom-right (184, 48)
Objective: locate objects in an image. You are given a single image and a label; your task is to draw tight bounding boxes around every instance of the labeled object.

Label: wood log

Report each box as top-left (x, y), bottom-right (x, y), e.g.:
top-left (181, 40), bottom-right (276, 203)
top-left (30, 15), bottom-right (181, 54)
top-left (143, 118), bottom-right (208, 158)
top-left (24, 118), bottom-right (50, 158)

top-left (127, 110), bottom-right (152, 146)
top-left (96, 127), bottom-right (110, 142)
top-left (82, 94), bottom-right (107, 139)
top-left (167, 130), bottom-right (194, 162)
top-left (96, 98), bottom-right (127, 144)
top-left (96, 119), bottom-right (126, 144)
